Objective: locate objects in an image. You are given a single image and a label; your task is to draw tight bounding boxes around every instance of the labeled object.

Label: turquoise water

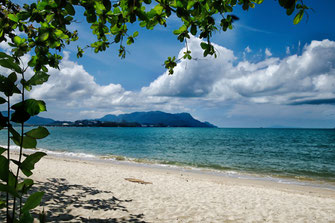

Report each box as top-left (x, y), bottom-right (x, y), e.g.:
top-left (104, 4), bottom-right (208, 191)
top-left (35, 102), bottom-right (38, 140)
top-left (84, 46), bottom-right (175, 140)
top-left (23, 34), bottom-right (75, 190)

top-left (1, 127), bottom-right (335, 183)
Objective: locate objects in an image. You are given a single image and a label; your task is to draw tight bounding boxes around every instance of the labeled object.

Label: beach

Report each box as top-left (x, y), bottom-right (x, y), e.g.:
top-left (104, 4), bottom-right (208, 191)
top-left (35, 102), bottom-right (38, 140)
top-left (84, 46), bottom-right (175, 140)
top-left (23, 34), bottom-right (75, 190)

top-left (19, 154), bottom-right (335, 222)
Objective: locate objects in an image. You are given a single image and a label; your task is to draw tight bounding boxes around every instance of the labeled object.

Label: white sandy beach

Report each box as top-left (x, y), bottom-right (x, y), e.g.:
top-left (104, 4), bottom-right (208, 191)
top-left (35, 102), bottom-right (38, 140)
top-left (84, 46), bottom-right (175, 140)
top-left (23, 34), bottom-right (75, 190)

top-left (13, 154), bottom-right (333, 222)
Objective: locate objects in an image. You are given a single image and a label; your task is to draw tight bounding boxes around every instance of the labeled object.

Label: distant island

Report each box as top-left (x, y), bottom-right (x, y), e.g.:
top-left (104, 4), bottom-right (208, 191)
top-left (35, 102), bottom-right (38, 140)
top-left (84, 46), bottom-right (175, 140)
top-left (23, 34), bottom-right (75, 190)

top-left (1, 111), bottom-right (217, 128)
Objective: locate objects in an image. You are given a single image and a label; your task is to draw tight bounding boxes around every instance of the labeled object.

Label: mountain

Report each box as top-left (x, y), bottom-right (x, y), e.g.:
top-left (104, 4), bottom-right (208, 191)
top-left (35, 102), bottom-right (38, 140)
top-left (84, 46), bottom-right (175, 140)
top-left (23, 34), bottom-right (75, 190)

top-left (1, 111), bottom-right (55, 125)
top-left (97, 111), bottom-right (217, 128)
top-left (1, 111), bottom-right (217, 128)
top-left (26, 116), bottom-right (55, 125)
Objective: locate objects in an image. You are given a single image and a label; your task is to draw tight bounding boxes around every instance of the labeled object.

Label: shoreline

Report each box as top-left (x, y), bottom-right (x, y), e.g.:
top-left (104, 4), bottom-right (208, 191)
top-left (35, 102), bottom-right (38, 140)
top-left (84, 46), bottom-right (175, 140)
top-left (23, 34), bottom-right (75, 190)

top-left (43, 153), bottom-right (335, 196)
top-left (9, 146), bottom-right (335, 192)
top-left (6, 151), bottom-right (335, 222)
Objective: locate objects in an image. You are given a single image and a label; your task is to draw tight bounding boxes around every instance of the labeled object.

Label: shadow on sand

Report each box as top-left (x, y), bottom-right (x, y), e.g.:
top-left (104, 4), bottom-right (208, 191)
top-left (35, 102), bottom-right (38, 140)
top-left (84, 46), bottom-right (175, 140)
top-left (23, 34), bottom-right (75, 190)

top-left (30, 178), bottom-right (147, 223)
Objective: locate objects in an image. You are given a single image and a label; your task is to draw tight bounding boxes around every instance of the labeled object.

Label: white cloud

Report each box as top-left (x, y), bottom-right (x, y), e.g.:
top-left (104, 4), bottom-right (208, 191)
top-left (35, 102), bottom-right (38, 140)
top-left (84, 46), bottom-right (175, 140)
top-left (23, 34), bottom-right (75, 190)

top-left (0, 40), bottom-right (11, 52)
top-left (141, 36), bottom-right (235, 97)
top-left (142, 37), bottom-right (335, 107)
top-left (243, 46), bottom-right (252, 60)
top-left (2, 35), bottom-right (335, 126)
top-left (286, 46), bottom-right (290, 55)
top-left (30, 52), bottom-right (131, 108)
top-left (265, 48), bottom-right (272, 57)
top-left (245, 46), bottom-right (252, 53)
top-left (23, 52), bottom-right (189, 119)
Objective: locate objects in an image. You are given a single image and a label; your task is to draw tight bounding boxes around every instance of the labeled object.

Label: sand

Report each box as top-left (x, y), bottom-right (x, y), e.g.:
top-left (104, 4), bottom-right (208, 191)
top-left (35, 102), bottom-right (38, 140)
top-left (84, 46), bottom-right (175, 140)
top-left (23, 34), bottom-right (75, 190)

top-left (5, 154), bottom-right (335, 222)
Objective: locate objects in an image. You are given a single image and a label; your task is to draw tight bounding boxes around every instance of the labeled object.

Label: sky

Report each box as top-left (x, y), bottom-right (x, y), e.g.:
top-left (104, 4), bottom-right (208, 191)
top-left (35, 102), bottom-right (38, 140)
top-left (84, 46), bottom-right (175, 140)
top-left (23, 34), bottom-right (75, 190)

top-left (2, 0), bottom-right (335, 128)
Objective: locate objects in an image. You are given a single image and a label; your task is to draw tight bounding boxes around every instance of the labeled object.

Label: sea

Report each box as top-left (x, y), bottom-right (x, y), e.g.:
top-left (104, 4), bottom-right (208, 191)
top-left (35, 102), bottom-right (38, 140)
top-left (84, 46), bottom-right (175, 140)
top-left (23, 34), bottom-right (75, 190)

top-left (1, 127), bottom-right (335, 189)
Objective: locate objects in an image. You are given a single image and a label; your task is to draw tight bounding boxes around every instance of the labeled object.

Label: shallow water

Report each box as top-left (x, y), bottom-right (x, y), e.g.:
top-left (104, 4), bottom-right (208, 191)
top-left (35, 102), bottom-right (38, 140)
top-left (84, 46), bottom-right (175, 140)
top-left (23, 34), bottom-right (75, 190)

top-left (1, 127), bottom-right (335, 183)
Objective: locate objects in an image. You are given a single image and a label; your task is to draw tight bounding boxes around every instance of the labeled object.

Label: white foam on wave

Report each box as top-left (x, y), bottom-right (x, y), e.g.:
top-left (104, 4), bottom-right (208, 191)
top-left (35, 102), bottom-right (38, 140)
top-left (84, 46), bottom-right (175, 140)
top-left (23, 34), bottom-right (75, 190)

top-left (1, 144), bottom-right (97, 160)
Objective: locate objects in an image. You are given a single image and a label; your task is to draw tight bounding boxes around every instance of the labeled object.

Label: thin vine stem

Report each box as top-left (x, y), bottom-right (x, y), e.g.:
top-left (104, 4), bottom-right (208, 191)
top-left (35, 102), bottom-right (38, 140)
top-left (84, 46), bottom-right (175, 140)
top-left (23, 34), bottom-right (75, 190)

top-left (19, 185), bottom-right (24, 217)
top-left (12, 71), bottom-right (25, 221)
top-left (6, 95), bottom-right (10, 222)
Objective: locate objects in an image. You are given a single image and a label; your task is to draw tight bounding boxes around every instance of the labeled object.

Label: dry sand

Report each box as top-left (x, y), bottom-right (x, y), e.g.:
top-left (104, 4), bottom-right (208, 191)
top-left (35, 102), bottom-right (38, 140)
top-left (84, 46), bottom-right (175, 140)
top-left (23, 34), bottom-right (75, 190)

top-left (9, 154), bottom-right (335, 222)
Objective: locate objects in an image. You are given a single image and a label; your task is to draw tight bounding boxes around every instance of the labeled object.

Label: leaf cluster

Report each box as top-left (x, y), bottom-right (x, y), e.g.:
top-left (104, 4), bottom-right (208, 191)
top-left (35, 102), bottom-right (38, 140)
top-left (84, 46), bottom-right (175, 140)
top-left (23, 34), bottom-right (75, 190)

top-left (0, 59), bottom-right (49, 221)
top-left (1, 0), bottom-right (309, 74)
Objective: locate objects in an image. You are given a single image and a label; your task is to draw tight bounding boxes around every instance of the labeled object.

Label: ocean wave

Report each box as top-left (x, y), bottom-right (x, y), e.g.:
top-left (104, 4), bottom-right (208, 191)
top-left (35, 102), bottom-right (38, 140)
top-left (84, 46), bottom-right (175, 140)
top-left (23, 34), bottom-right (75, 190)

top-left (2, 144), bottom-right (335, 191)
top-left (1, 144), bottom-right (97, 160)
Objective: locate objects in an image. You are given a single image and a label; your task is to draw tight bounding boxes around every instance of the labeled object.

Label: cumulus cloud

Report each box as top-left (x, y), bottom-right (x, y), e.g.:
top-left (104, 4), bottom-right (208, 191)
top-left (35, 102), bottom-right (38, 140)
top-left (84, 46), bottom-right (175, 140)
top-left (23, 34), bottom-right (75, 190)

top-left (143, 37), bottom-right (335, 107)
top-left (0, 41), bottom-right (11, 52)
top-left (30, 52), bottom-right (127, 106)
top-left (141, 37), bottom-right (236, 97)
top-left (1, 35), bottom-right (335, 126)
top-left (243, 46), bottom-right (252, 60)
top-left (286, 46), bottom-right (291, 55)
top-left (265, 48), bottom-right (272, 57)
top-left (20, 52), bottom-right (189, 119)
top-left (245, 46), bottom-right (252, 53)
top-left (29, 52), bottom-right (145, 112)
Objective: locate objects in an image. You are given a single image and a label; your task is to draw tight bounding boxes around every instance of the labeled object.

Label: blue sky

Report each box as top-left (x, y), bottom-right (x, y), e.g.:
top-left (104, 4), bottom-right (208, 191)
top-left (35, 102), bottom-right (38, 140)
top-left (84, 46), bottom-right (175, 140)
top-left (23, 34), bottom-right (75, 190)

top-left (2, 0), bottom-right (335, 128)
top-left (72, 0), bottom-right (335, 90)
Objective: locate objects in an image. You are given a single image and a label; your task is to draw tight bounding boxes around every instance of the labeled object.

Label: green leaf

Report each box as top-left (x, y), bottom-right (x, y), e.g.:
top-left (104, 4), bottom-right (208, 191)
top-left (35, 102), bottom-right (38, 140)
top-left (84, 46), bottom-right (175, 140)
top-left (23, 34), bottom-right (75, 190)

top-left (11, 109), bottom-right (31, 123)
top-left (0, 52), bottom-right (10, 58)
top-left (254, 0), bottom-right (264, 4)
top-left (133, 31), bottom-right (139, 37)
top-left (45, 14), bottom-right (54, 23)
top-left (0, 113), bottom-right (6, 130)
top-left (0, 183), bottom-right (20, 197)
top-left (0, 200), bottom-right (5, 209)
top-left (9, 126), bottom-right (20, 141)
top-left (17, 179), bottom-right (34, 194)
top-left (293, 10), bottom-right (304, 24)
top-left (38, 32), bottom-right (49, 42)
top-left (85, 11), bottom-right (97, 23)
top-left (28, 56), bottom-right (37, 67)
top-left (25, 127), bottom-right (50, 139)
top-left (0, 155), bottom-right (9, 181)
top-left (127, 37), bottom-right (134, 45)
top-left (25, 71), bottom-right (50, 91)
top-left (8, 171), bottom-right (16, 187)
top-left (41, 65), bottom-right (48, 72)
top-left (0, 72), bottom-right (20, 98)
top-left (0, 147), bottom-right (6, 155)
top-left (95, 2), bottom-right (105, 11)
top-left (154, 4), bottom-right (164, 15)
top-left (173, 25), bottom-right (187, 35)
top-left (139, 21), bottom-right (146, 27)
top-left (65, 3), bottom-right (75, 15)
top-left (12, 99), bottom-right (47, 116)
top-left (103, 0), bottom-right (112, 11)
top-left (12, 135), bottom-right (37, 149)
top-left (0, 97), bottom-right (6, 104)
top-left (20, 211), bottom-right (34, 223)
top-left (190, 25), bottom-right (197, 35)
top-left (54, 29), bottom-right (64, 38)
top-left (22, 192), bottom-right (44, 213)
top-left (200, 42), bottom-right (208, 50)
top-left (13, 36), bottom-right (25, 45)
top-left (8, 14), bottom-right (19, 22)
top-left (20, 152), bottom-right (46, 177)
top-left (0, 58), bottom-right (22, 73)
top-left (18, 11), bottom-right (30, 20)
top-left (286, 4), bottom-right (295, 15)
top-left (187, 1), bottom-right (195, 10)
top-left (8, 72), bottom-right (17, 82)
top-left (37, 1), bottom-right (48, 10)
